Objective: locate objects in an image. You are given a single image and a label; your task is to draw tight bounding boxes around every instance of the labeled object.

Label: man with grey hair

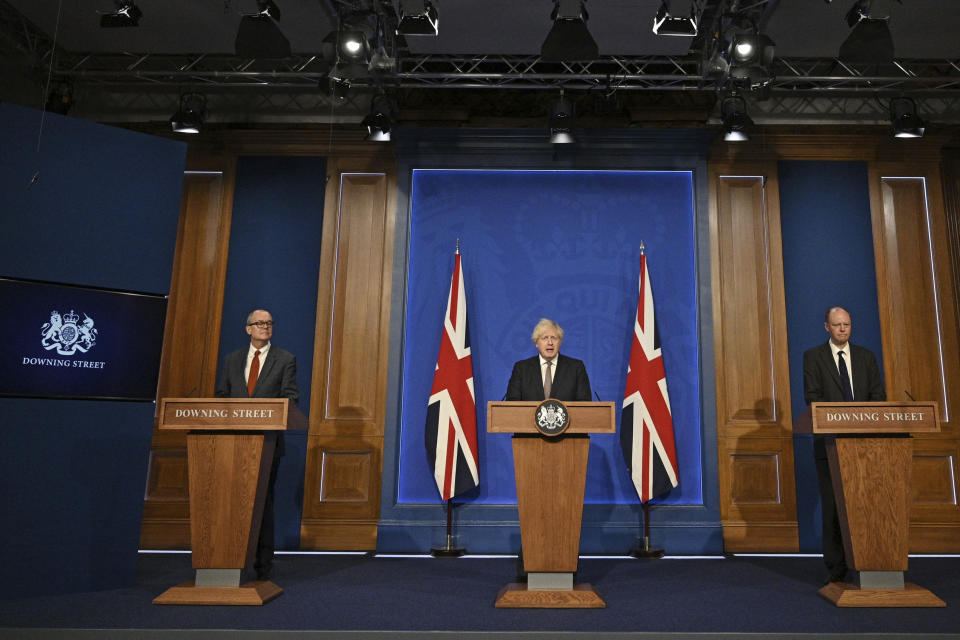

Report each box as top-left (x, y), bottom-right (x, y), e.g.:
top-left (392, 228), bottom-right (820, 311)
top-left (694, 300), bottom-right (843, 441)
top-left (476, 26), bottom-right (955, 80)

top-left (505, 317), bottom-right (592, 402)
top-left (215, 308), bottom-right (299, 582)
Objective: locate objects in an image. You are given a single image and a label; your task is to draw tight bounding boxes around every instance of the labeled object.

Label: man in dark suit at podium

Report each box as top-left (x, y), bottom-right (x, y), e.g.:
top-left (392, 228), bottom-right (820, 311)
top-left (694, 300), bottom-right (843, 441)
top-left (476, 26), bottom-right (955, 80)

top-left (803, 306), bottom-right (885, 584)
top-left (215, 308), bottom-right (299, 581)
top-left (506, 318), bottom-right (592, 402)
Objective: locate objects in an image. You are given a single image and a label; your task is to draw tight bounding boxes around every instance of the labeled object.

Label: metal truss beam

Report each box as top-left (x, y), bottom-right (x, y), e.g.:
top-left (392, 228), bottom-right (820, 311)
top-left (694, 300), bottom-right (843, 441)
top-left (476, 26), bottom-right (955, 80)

top-left (45, 52), bottom-right (960, 96)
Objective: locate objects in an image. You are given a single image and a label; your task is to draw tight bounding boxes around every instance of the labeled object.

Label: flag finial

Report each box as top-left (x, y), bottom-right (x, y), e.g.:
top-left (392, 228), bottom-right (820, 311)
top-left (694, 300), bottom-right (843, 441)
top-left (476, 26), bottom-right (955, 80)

top-left (640, 240), bottom-right (645, 255)
top-left (456, 238), bottom-right (460, 254)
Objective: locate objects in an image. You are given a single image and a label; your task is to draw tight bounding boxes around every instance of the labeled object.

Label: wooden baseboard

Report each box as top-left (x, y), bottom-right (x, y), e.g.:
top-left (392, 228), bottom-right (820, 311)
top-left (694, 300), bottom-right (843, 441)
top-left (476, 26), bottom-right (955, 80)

top-left (153, 580), bottom-right (283, 606)
top-left (909, 524), bottom-right (960, 553)
top-left (140, 520), bottom-right (191, 549)
top-left (494, 583), bottom-right (605, 608)
top-left (819, 581), bottom-right (945, 607)
top-left (299, 521), bottom-right (378, 550)
top-left (721, 522), bottom-right (799, 552)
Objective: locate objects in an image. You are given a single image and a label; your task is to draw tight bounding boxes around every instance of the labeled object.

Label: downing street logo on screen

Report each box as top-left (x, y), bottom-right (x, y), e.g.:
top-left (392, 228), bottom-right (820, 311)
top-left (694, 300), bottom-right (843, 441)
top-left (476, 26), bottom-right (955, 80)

top-left (40, 309), bottom-right (99, 355)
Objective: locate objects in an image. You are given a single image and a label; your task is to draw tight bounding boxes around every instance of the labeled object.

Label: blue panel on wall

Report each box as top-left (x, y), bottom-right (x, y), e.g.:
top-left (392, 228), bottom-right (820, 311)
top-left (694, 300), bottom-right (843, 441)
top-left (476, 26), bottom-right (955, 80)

top-left (0, 103), bottom-right (184, 599)
top-left (217, 156), bottom-right (325, 550)
top-left (0, 103), bottom-right (185, 293)
top-left (400, 169), bottom-right (701, 507)
top-left (779, 160), bottom-right (882, 552)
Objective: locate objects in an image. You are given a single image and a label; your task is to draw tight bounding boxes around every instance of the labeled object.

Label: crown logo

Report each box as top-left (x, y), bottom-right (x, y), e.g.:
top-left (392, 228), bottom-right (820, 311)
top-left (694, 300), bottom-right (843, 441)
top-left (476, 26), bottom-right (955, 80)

top-left (64, 309), bottom-right (80, 324)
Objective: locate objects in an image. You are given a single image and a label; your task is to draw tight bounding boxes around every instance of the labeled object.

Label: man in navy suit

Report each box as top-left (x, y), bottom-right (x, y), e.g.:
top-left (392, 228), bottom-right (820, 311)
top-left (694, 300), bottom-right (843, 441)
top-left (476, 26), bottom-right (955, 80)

top-left (215, 308), bottom-right (299, 581)
top-left (505, 318), bottom-right (592, 580)
top-left (803, 306), bottom-right (885, 584)
top-left (505, 318), bottom-right (592, 402)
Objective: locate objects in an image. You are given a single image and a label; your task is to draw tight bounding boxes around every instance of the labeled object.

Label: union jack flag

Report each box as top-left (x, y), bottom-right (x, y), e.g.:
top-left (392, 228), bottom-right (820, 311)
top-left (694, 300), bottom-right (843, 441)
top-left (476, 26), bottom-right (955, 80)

top-left (425, 250), bottom-right (479, 500)
top-left (620, 252), bottom-right (679, 503)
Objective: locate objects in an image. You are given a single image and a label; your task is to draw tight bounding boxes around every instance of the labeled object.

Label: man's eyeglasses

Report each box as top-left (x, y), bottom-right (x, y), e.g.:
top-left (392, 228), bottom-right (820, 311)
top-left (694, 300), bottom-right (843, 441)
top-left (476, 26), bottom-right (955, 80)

top-left (248, 321), bottom-right (274, 328)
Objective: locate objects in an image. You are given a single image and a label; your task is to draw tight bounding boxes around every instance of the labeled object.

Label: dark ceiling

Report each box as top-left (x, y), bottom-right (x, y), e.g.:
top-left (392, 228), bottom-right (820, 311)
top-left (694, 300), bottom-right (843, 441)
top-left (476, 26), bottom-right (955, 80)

top-left (2, 0), bottom-right (960, 129)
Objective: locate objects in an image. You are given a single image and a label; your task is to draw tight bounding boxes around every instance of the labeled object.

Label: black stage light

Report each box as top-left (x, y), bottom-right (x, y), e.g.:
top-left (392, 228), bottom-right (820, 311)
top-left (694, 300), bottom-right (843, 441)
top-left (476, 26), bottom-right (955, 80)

top-left (397, 0), bottom-right (439, 36)
top-left (652, 1), bottom-right (697, 37)
top-left (890, 97), bottom-right (925, 138)
top-left (541, 0), bottom-right (598, 62)
top-left (364, 96), bottom-right (394, 142)
top-left (838, 0), bottom-right (895, 63)
top-left (170, 94), bottom-right (206, 134)
top-left (235, 1), bottom-right (291, 58)
top-left (549, 90), bottom-right (576, 144)
top-left (100, 1), bottom-right (142, 28)
top-left (721, 94), bottom-right (752, 142)
top-left (339, 29), bottom-right (371, 62)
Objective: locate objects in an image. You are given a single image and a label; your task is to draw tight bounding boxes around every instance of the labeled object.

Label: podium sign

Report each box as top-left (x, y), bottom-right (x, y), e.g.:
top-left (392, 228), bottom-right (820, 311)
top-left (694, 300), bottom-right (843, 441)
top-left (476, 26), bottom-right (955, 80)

top-left (796, 401), bottom-right (945, 607)
top-left (153, 398), bottom-right (306, 606)
top-left (488, 401), bottom-right (615, 608)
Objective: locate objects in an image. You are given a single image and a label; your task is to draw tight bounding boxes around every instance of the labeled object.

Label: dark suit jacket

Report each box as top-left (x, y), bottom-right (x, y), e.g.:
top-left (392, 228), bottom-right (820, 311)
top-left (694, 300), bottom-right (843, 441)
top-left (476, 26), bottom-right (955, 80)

top-left (215, 344), bottom-right (300, 454)
top-left (505, 353), bottom-right (592, 402)
top-left (803, 340), bottom-right (885, 458)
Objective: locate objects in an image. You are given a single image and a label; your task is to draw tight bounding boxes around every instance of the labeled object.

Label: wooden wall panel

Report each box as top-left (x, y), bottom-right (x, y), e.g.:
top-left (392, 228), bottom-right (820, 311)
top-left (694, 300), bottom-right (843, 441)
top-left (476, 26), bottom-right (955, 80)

top-left (869, 164), bottom-right (960, 551)
top-left (710, 165), bottom-right (799, 552)
top-left (140, 158), bottom-right (235, 549)
top-left (301, 160), bottom-right (396, 550)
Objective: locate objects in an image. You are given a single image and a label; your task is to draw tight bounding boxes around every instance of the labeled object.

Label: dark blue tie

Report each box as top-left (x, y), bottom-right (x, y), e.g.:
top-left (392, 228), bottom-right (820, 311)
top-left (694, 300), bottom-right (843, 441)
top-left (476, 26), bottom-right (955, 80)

top-left (837, 350), bottom-right (854, 401)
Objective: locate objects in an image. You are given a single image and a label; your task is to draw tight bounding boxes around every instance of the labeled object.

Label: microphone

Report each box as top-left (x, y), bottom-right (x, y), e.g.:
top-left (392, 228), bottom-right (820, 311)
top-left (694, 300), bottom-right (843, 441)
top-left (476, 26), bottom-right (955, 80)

top-left (594, 391), bottom-right (602, 401)
top-left (905, 390), bottom-right (916, 401)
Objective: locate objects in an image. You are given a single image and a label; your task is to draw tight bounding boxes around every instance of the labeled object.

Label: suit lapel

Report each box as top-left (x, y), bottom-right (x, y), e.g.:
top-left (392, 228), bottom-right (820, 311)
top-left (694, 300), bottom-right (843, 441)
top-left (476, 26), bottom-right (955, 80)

top-left (818, 343), bottom-right (844, 395)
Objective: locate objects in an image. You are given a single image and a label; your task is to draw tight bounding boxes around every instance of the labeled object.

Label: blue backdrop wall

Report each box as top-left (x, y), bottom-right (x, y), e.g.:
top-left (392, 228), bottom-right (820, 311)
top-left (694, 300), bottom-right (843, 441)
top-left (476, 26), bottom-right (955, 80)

top-left (0, 103), bottom-right (185, 599)
top-left (378, 129), bottom-right (721, 554)
top-left (399, 169), bottom-right (702, 507)
top-left (779, 160), bottom-right (884, 552)
top-left (216, 155), bottom-right (326, 550)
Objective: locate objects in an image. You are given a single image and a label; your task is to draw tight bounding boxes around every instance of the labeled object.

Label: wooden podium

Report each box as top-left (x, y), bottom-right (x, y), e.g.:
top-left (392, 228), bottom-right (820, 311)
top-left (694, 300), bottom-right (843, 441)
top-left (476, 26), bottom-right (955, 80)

top-left (153, 397), bottom-right (306, 606)
top-left (487, 400), bottom-right (616, 608)
top-left (795, 401), bottom-right (945, 607)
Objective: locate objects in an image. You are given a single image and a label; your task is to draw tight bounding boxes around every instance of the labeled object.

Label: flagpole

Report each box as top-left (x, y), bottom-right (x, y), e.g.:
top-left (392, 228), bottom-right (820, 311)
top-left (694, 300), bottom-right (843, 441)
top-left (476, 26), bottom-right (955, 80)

top-left (430, 499), bottom-right (466, 557)
top-left (631, 502), bottom-right (665, 559)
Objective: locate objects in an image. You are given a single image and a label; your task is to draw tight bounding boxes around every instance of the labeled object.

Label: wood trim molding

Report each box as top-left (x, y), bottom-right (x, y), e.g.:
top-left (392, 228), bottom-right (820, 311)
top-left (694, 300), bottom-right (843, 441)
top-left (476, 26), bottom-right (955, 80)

top-left (301, 157), bottom-right (397, 549)
top-left (709, 162), bottom-right (799, 552)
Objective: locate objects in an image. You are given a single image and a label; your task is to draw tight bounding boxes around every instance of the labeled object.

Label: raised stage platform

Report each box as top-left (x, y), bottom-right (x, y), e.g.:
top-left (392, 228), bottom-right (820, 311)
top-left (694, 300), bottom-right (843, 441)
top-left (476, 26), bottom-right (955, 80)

top-left (0, 552), bottom-right (957, 639)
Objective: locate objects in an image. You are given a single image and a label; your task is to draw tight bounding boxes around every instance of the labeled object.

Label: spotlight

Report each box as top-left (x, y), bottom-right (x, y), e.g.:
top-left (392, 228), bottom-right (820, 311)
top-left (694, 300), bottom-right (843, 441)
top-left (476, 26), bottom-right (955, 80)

top-left (541, 0), bottom-right (598, 62)
top-left (364, 96), bottom-right (395, 142)
top-left (339, 29), bottom-right (371, 62)
top-left (839, 1), bottom-right (894, 63)
top-left (170, 94), bottom-right (206, 134)
top-left (652, 0), bottom-right (698, 37)
top-left (99, 1), bottom-right (141, 28)
top-left (549, 90), bottom-right (576, 144)
top-left (723, 15), bottom-right (775, 96)
top-left (721, 94), bottom-right (752, 142)
top-left (890, 97), bottom-right (925, 138)
top-left (235, 1), bottom-right (291, 57)
top-left (397, 0), bottom-right (439, 36)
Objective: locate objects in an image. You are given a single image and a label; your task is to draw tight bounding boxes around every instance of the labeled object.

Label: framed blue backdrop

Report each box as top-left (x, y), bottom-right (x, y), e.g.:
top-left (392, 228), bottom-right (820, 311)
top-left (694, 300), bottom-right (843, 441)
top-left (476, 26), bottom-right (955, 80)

top-left (398, 169), bottom-right (702, 507)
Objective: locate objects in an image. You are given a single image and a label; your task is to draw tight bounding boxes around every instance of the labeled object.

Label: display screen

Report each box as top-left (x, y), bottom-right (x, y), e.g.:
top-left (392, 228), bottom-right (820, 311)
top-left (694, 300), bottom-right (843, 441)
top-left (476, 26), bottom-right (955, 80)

top-left (0, 277), bottom-right (167, 401)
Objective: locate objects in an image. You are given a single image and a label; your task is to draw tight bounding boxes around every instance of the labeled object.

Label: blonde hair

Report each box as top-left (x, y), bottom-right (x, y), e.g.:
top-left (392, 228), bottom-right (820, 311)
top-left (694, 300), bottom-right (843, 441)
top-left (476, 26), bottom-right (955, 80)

top-left (531, 318), bottom-right (564, 343)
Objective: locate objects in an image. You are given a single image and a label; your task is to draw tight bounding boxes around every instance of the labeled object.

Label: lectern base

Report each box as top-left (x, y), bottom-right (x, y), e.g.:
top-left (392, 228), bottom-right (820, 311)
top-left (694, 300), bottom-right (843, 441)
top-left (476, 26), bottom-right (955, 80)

top-left (153, 580), bottom-right (283, 606)
top-left (494, 583), bottom-right (605, 608)
top-left (818, 581), bottom-right (945, 608)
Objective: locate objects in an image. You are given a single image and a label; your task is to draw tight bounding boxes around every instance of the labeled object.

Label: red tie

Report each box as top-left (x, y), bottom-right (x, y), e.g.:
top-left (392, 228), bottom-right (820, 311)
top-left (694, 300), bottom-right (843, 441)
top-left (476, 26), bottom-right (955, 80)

top-left (247, 350), bottom-right (260, 397)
